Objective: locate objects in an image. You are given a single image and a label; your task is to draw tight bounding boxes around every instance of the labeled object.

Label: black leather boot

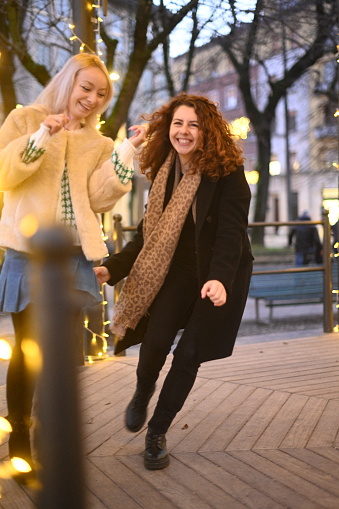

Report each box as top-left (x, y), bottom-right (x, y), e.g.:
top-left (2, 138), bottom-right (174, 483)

top-left (144, 428), bottom-right (170, 470)
top-left (125, 385), bottom-right (155, 432)
top-left (6, 416), bottom-right (36, 485)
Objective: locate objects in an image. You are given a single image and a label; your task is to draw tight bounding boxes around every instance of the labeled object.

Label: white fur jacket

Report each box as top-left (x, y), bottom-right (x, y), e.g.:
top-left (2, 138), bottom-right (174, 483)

top-left (0, 105), bottom-right (136, 261)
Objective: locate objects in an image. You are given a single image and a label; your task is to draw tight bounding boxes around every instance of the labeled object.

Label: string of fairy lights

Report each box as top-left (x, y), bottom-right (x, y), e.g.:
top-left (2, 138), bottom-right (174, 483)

top-left (68, 1), bottom-right (116, 360)
top-left (334, 36), bottom-right (339, 330)
top-left (68, 3), bottom-right (104, 57)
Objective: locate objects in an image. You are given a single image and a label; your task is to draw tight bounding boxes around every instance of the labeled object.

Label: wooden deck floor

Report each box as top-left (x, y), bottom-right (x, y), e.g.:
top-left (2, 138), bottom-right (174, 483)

top-left (1, 332), bottom-right (339, 509)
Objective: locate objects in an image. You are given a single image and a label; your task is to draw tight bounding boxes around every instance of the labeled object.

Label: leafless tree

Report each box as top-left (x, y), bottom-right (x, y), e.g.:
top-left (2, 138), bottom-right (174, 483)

top-left (215, 0), bottom-right (337, 243)
top-left (0, 0), bottom-right (199, 136)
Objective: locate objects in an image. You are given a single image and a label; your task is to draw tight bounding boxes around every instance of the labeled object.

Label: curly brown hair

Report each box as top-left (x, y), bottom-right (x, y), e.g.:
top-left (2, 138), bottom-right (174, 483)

top-left (138, 93), bottom-right (244, 182)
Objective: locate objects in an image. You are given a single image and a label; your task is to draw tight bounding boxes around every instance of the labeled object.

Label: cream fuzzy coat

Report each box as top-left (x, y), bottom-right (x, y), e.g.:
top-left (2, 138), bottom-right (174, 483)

top-left (0, 106), bottom-right (136, 260)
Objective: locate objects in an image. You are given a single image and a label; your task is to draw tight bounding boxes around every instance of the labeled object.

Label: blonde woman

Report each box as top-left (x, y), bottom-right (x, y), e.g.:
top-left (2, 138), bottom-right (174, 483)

top-left (0, 53), bottom-right (145, 480)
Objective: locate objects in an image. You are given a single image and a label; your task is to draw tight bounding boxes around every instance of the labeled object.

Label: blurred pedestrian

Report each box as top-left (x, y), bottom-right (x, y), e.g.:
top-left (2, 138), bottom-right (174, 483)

top-left (331, 221), bottom-right (339, 254)
top-left (95, 94), bottom-right (253, 470)
top-left (0, 53), bottom-right (145, 482)
top-left (289, 212), bottom-right (322, 266)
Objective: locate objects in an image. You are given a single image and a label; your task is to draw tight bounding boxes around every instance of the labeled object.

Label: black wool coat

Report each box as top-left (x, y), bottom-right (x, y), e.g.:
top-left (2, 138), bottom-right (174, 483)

top-left (103, 165), bottom-right (254, 363)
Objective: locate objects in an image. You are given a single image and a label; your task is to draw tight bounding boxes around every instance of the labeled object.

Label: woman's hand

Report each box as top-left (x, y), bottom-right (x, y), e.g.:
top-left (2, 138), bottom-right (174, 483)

top-left (128, 124), bottom-right (147, 148)
top-left (201, 280), bottom-right (227, 306)
top-left (43, 113), bottom-right (70, 135)
top-left (94, 266), bottom-right (111, 285)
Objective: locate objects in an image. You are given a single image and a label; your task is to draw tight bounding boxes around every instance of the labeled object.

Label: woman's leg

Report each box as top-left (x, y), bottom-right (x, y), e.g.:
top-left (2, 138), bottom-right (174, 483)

top-left (7, 305), bottom-right (35, 425)
top-left (126, 267), bottom-right (197, 432)
top-left (6, 305), bottom-right (36, 469)
top-left (136, 267), bottom-right (198, 391)
top-left (144, 308), bottom-right (200, 470)
top-left (147, 308), bottom-right (200, 434)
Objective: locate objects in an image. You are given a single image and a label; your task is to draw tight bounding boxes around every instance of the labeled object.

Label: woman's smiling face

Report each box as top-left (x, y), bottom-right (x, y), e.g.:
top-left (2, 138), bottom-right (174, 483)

top-left (169, 105), bottom-right (202, 165)
top-left (67, 66), bottom-right (108, 120)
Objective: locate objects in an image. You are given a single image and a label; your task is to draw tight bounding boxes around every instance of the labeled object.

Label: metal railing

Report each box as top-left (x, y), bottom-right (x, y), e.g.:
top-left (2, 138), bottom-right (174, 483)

top-left (112, 209), bottom-right (337, 333)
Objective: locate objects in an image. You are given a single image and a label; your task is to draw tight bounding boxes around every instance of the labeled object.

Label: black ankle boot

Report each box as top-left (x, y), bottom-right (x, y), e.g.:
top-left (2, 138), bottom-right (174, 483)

top-left (6, 417), bottom-right (35, 485)
top-left (125, 385), bottom-right (155, 432)
top-left (144, 428), bottom-right (169, 470)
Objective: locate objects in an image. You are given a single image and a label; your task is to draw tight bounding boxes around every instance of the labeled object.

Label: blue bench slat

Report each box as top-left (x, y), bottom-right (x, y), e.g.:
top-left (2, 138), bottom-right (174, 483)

top-left (248, 262), bottom-right (339, 320)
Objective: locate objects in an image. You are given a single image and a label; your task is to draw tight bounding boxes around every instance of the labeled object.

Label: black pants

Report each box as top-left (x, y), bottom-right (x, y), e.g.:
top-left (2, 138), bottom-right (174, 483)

top-left (7, 306), bottom-right (36, 424)
top-left (136, 266), bottom-right (201, 434)
top-left (7, 304), bottom-right (85, 425)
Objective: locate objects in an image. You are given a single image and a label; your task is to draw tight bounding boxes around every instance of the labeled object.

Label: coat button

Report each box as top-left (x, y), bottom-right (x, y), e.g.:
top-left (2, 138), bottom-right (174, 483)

top-left (206, 216), bottom-right (212, 223)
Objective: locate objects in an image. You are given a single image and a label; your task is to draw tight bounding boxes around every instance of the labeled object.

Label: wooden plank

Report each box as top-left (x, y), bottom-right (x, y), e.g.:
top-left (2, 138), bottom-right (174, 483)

top-left (88, 455), bottom-right (178, 509)
top-left (222, 366), bottom-right (339, 386)
top-left (118, 454), bottom-right (215, 509)
top-left (279, 397), bottom-right (328, 449)
top-left (271, 374), bottom-right (339, 391)
top-left (256, 449), bottom-right (339, 503)
top-left (227, 449), bottom-right (330, 509)
top-left (307, 399), bottom-right (339, 448)
top-left (203, 389), bottom-right (289, 453)
top-left (226, 392), bottom-right (307, 451)
top-left (161, 454), bottom-right (248, 509)
top-left (200, 450), bottom-right (320, 509)
top-left (83, 457), bottom-right (143, 509)
top-left (201, 357), bottom-right (339, 383)
top-left (0, 479), bottom-right (37, 509)
top-left (171, 382), bottom-right (249, 454)
top-left (308, 446), bottom-right (339, 465)
top-left (176, 451), bottom-right (286, 509)
top-left (253, 393), bottom-right (310, 450)
top-left (282, 447), bottom-right (339, 479)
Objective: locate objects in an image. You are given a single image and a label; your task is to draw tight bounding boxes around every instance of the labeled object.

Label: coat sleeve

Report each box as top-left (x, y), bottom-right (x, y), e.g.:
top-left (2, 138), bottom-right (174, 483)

top-left (87, 138), bottom-right (137, 213)
top-left (102, 218), bottom-right (144, 285)
top-left (0, 109), bottom-right (46, 191)
top-left (206, 166), bottom-right (252, 295)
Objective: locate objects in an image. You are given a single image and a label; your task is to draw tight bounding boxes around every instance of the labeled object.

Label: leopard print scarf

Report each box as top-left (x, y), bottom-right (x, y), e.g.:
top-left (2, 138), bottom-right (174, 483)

top-left (111, 150), bottom-right (201, 337)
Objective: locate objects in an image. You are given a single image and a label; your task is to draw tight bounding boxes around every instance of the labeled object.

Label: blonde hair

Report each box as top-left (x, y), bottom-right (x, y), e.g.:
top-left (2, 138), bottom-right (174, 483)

top-left (33, 53), bottom-right (113, 129)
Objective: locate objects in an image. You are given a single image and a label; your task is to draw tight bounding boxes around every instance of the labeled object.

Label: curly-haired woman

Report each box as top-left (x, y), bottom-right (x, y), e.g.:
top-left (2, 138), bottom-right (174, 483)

top-left (95, 93), bottom-right (253, 470)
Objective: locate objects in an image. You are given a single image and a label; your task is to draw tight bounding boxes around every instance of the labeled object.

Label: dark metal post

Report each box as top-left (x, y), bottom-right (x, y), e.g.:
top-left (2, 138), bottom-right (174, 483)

top-left (336, 12), bottom-right (339, 327)
top-left (322, 210), bottom-right (334, 332)
top-left (29, 227), bottom-right (86, 509)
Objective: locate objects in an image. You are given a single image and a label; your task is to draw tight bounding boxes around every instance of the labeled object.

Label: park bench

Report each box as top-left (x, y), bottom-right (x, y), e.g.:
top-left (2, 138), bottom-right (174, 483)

top-left (249, 262), bottom-right (339, 322)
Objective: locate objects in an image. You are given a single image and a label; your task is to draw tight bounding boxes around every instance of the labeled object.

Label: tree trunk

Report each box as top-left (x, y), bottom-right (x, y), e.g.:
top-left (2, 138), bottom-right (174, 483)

top-left (251, 128), bottom-right (271, 246)
top-left (0, 44), bottom-right (16, 116)
top-left (103, 51), bottom-right (150, 139)
top-left (0, 5), bottom-right (17, 115)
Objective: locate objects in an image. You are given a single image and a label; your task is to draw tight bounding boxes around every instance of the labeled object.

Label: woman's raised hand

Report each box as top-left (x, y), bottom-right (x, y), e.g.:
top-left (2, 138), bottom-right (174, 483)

top-left (43, 113), bottom-right (70, 135)
top-left (128, 124), bottom-right (147, 148)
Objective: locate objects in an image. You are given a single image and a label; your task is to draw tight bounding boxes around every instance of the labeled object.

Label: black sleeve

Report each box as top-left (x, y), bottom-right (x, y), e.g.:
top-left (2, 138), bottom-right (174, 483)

top-left (102, 218), bottom-right (144, 286)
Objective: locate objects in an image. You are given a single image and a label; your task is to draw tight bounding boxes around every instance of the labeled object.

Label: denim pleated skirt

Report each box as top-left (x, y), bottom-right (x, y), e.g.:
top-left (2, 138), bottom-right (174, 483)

top-left (0, 248), bottom-right (101, 313)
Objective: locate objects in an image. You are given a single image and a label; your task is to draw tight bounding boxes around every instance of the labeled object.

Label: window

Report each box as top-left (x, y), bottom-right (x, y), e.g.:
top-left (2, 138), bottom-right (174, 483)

top-left (206, 89), bottom-right (220, 105)
top-left (271, 114), bottom-right (277, 133)
top-left (269, 155), bottom-right (281, 176)
top-left (224, 85), bottom-right (238, 110)
top-left (290, 151), bottom-right (300, 172)
top-left (288, 111), bottom-right (296, 132)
